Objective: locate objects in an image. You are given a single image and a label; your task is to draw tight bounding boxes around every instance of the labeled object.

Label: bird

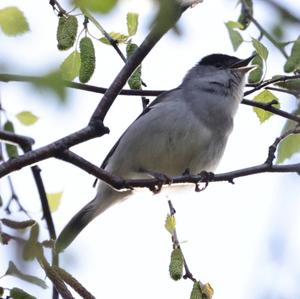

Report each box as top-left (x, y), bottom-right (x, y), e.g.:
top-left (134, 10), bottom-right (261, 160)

top-left (55, 53), bottom-right (255, 252)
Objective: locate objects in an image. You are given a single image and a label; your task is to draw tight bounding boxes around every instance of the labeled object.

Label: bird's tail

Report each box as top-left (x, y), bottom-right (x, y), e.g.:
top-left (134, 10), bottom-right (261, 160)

top-left (55, 182), bottom-right (127, 253)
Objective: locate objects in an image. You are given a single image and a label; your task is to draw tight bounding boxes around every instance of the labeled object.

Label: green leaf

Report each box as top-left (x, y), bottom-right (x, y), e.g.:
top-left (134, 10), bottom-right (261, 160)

top-left (74, 0), bottom-right (118, 13)
top-left (126, 43), bottom-right (142, 89)
top-left (15, 111), bottom-right (39, 126)
top-left (127, 12), bottom-right (139, 36)
top-left (22, 223), bottom-right (39, 261)
top-left (5, 261), bottom-right (47, 289)
top-left (272, 23), bottom-right (284, 40)
top-left (225, 22), bottom-right (243, 51)
top-left (284, 36), bottom-right (300, 73)
top-left (248, 55), bottom-right (264, 84)
top-left (10, 287), bottom-right (37, 299)
top-left (3, 121), bottom-right (18, 158)
top-left (0, 7), bottom-right (29, 36)
top-left (99, 32), bottom-right (129, 45)
top-left (238, 0), bottom-right (253, 30)
top-left (277, 106), bottom-right (300, 164)
top-left (190, 281), bottom-right (203, 299)
top-left (253, 90), bottom-right (280, 123)
top-left (226, 20), bottom-right (244, 29)
top-left (274, 77), bottom-right (300, 92)
top-left (251, 38), bottom-right (268, 60)
top-left (165, 214), bottom-right (176, 234)
top-left (47, 192), bottom-right (63, 213)
top-left (1, 218), bottom-right (36, 230)
top-left (60, 51), bottom-right (81, 81)
top-left (32, 70), bottom-right (67, 103)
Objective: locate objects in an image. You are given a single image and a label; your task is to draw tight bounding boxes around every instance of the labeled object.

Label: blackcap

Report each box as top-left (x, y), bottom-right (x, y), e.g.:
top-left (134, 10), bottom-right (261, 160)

top-left (56, 53), bottom-right (255, 252)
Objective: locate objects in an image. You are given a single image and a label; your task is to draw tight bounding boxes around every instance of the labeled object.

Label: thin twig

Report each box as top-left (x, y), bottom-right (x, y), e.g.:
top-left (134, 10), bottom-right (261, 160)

top-left (81, 8), bottom-right (127, 63)
top-left (242, 98), bottom-right (300, 123)
top-left (167, 200), bottom-right (197, 282)
top-left (1, 73), bottom-right (299, 123)
top-left (0, 73), bottom-right (163, 96)
top-left (0, 128), bottom-right (59, 297)
top-left (265, 86), bottom-right (300, 97)
top-left (245, 74), bottom-right (300, 96)
top-left (5, 176), bottom-right (31, 217)
top-left (265, 126), bottom-right (300, 165)
top-left (248, 14), bottom-right (288, 58)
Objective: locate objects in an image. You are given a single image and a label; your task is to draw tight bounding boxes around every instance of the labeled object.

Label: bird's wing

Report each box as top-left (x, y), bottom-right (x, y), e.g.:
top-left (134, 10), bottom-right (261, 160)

top-left (100, 87), bottom-right (181, 170)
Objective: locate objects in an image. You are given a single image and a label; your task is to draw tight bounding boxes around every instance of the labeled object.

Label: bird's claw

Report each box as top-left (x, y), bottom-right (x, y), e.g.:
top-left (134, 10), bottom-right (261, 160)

top-left (195, 171), bottom-right (214, 192)
top-left (140, 168), bottom-right (172, 194)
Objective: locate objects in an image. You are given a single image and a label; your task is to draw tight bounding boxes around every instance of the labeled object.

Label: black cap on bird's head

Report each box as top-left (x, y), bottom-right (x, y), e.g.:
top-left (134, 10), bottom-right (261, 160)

top-left (199, 53), bottom-right (256, 71)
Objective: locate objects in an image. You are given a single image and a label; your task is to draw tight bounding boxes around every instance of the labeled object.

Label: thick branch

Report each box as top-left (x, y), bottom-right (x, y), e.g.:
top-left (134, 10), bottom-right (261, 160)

top-left (0, 124), bottom-right (108, 178)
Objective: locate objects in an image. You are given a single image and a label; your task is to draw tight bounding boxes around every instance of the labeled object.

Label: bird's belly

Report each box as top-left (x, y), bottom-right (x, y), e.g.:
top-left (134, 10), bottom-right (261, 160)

top-left (134, 124), bottom-right (226, 177)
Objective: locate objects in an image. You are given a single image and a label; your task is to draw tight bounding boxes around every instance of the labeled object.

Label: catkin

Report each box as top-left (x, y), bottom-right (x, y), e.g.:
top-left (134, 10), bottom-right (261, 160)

top-left (57, 16), bottom-right (78, 50)
top-left (169, 248), bottom-right (184, 281)
top-left (126, 43), bottom-right (142, 89)
top-left (79, 37), bottom-right (96, 83)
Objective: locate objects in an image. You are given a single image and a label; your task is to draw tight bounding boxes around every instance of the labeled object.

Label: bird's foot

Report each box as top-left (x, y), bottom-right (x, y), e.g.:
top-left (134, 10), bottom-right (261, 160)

top-left (195, 171), bottom-right (214, 192)
top-left (140, 168), bottom-right (172, 193)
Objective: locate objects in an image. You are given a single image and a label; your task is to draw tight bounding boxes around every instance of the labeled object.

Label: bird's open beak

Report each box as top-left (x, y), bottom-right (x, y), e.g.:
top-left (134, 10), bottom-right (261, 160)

top-left (231, 53), bottom-right (257, 73)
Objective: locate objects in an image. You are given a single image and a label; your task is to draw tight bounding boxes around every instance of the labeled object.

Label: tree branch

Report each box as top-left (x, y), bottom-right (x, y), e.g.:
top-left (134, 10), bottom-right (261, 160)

top-left (242, 98), bottom-right (300, 123)
top-left (1, 73), bottom-right (299, 123)
top-left (265, 86), bottom-right (300, 97)
top-left (245, 74), bottom-right (300, 96)
top-left (53, 147), bottom-right (300, 193)
top-left (0, 73), bottom-right (164, 97)
top-left (0, 123), bottom-right (108, 178)
top-left (0, 130), bottom-right (34, 152)
top-left (81, 8), bottom-right (127, 63)
top-left (89, 3), bottom-right (189, 122)
top-left (246, 10), bottom-right (288, 58)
